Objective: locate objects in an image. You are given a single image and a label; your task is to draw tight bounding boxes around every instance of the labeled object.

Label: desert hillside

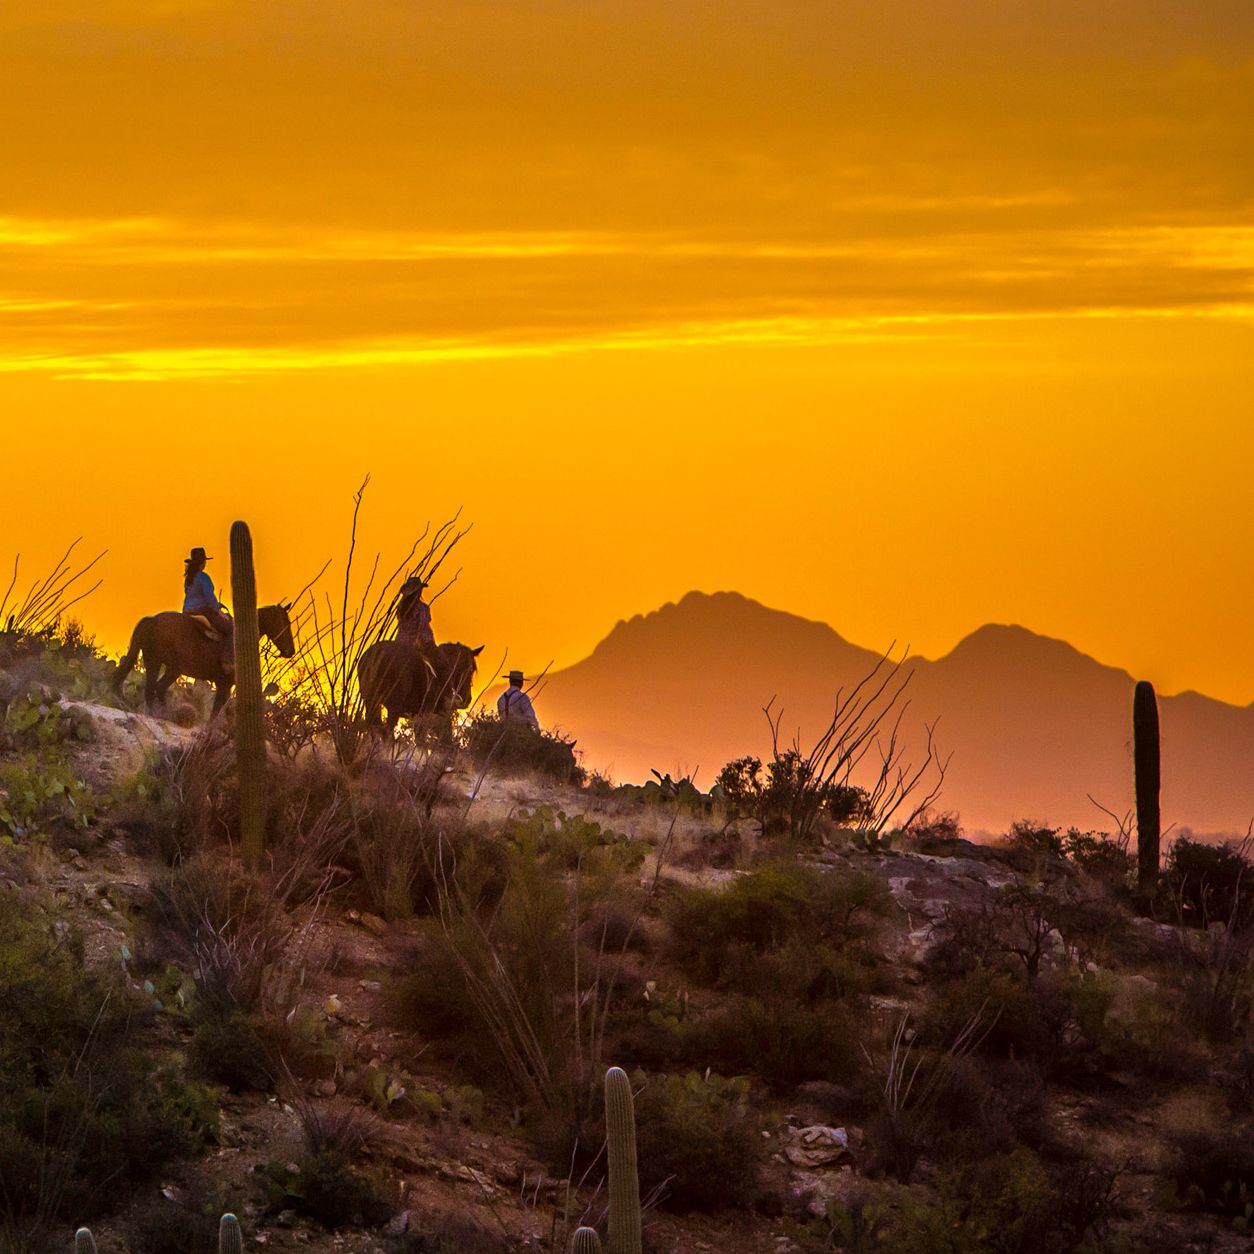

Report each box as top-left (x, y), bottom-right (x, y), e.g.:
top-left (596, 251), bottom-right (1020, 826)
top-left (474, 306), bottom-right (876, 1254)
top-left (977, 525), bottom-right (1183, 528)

top-left (1, 620), bottom-right (1252, 1253)
top-left (533, 591), bottom-right (1254, 835)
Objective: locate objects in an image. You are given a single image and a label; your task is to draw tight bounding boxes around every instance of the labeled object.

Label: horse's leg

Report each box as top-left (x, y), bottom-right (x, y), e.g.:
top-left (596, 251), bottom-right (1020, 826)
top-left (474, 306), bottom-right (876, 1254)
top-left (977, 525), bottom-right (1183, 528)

top-left (145, 663), bottom-right (163, 711)
top-left (156, 669), bottom-right (179, 706)
top-left (210, 681), bottom-right (231, 719)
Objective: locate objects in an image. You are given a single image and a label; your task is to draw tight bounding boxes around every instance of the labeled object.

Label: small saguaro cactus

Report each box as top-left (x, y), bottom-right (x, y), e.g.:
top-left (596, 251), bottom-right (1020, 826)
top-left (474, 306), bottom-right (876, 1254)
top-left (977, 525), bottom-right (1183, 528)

top-left (74, 1230), bottom-right (98, 1254)
top-left (230, 521), bottom-right (267, 872)
top-left (1134, 679), bottom-right (1161, 891)
top-left (219, 1212), bottom-right (243, 1254)
top-left (605, 1066), bottom-right (642, 1254)
top-left (571, 1228), bottom-right (605, 1254)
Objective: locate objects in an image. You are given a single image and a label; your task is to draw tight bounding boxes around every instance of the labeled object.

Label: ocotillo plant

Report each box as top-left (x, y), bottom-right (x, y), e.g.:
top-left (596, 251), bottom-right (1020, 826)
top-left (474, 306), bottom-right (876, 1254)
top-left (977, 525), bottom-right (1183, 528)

top-left (571, 1228), bottom-right (605, 1254)
top-left (74, 1230), bottom-right (98, 1254)
top-left (605, 1066), bottom-right (642, 1254)
top-left (1134, 679), bottom-right (1161, 891)
top-left (230, 521), bottom-right (267, 871)
top-left (219, 1213), bottom-right (243, 1254)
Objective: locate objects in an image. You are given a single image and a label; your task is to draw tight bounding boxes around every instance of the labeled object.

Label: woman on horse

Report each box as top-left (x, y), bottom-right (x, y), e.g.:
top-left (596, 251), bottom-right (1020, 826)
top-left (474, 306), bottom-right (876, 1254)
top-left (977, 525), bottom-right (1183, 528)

top-left (183, 546), bottom-right (234, 671)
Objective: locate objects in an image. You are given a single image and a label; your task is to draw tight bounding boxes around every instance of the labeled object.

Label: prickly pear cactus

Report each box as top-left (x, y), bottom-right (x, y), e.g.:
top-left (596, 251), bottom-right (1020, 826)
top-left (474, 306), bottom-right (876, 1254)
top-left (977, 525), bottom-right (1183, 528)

top-left (230, 521), bottom-right (266, 871)
top-left (74, 1230), bottom-right (98, 1254)
top-left (605, 1066), bottom-right (642, 1254)
top-left (572, 1227), bottom-right (605, 1254)
top-left (219, 1212), bottom-right (243, 1254)
top-left (1134, 679), bottom-right (1161, 891)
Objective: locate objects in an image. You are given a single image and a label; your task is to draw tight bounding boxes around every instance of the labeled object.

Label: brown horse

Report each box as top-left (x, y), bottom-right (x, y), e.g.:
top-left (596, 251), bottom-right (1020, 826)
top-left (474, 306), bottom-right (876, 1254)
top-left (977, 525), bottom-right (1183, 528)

top-left (113, 604), bottom-right (295, 718)
top-left (358, 639), bottom-right (484, 734)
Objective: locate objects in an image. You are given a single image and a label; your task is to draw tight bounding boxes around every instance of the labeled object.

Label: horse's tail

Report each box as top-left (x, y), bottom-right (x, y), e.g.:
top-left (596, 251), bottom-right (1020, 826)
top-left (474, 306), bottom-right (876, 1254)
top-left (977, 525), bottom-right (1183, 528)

top-left (113, 618), bottom-right (150, 695)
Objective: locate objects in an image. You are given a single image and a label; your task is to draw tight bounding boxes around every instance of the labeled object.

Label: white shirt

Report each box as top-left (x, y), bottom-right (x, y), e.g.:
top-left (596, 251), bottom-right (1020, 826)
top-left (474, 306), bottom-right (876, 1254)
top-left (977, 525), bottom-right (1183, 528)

top-left (498, 685), bottom-right (539, 727)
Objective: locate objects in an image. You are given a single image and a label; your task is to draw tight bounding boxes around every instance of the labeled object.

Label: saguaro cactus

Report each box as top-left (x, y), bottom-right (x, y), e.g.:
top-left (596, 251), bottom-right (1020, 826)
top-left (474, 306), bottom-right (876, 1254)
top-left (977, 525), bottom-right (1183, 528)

top-left (74, 1230), bottom-right (98, 1254)
top-left (219, 1213), bottom-right (243, 1254)
top-left (605, 1066), bottom-right (642, 1254)
top-left (571, 1228), bottom-right (605, 1254)
top-left (1134, 679), bottom-right (1161, 891)
top-left (230, 521), bottom-right (267, 871)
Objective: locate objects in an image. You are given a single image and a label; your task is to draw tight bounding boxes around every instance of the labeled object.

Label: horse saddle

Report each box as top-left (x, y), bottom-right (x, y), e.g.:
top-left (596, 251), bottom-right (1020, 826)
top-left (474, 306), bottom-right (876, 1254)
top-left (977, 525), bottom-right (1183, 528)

top-left (186, 613), bottom-right (224, 642)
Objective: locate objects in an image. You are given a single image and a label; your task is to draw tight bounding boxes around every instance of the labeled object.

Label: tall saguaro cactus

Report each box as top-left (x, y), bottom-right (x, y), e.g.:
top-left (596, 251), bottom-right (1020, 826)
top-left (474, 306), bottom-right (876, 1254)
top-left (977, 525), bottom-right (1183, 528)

top-left (1134, 679), bottom-right (1161, 891)
top-left (605, 1066), bottom-right (642, 1254)
top-left (230, 521), bottom-right (267, 872)
top-left (74, 1230), bottom-right (98, 1254)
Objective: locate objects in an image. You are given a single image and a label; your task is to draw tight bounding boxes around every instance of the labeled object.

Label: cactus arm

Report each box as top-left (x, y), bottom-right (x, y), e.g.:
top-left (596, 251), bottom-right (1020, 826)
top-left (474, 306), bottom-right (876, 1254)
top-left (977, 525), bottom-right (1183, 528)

top-left (230, 521), bottom-right (267, 871)
top-left (605, 1066), bottom-right (643, 1254)
top-left (74, 1230), bottom-right (98, 1254)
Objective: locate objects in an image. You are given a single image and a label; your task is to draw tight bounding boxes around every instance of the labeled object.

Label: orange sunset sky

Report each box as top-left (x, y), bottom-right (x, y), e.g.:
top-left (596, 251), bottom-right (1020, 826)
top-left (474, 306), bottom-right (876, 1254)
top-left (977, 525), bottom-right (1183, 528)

top-left (2, 1), bottom-right (1252, 703)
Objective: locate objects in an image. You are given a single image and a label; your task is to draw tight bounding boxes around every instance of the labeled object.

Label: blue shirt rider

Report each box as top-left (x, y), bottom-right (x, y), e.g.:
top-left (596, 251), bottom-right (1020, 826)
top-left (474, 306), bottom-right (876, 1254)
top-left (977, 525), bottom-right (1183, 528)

top-left (182, 546), bottom-right (234, 670)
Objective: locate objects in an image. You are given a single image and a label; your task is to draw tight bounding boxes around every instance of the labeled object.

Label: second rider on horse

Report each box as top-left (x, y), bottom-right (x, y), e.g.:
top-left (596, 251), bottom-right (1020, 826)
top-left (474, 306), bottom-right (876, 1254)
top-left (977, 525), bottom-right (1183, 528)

top-left (183, 546), bottom-right (234, 674)
top-left (396, 575), bottom-right (441, 680)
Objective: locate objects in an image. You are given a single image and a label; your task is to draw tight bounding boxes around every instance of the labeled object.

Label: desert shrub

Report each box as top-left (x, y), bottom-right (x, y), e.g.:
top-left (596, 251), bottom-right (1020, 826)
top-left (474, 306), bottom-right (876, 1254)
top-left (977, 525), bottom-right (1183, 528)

top-left (464, 712), bottom-right (584, 783)
top-left (633, 1071), bottom-right (762, 1211)
top-left (263, 687), bottom-right (323, 759)
top-left (665, 863), bottom-right (891, 990)
top-left (714, 752), bottom-right (869, 836)
top-left (920, 967), bottom-right (1098, 1074)
top-left (692, 995), bottom-right (862, 1089)
top-left (1062, 829), bottom-right (1134, 887)
top-left (0, 887), bottom-right (216, 1246)
top-left (1167, 1116), bottom-right (1254, 1223)
top-left (115, 734), bottom-right (237, 862)
top-left (875, 1148), bottom-right (1117, 1253)
top-left (1161, 835), bottom-right (1254, 931)
top-left (1169, 923), bottom-right (1254, 1042)
top-left (1088, 972), bottom-right (1200, 1080)
top-left (263, 1150), bottom-right (394, 1229)
top-left (1005, 820), bottom-right (1067, 860)
top-left (147, 855), bottom-right (327, 1091)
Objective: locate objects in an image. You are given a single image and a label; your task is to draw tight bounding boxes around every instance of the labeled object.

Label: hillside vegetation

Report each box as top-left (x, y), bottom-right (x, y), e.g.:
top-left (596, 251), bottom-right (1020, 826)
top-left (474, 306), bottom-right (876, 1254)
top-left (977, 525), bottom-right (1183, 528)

top-left (1, 617), bottom-right (1252, 1254)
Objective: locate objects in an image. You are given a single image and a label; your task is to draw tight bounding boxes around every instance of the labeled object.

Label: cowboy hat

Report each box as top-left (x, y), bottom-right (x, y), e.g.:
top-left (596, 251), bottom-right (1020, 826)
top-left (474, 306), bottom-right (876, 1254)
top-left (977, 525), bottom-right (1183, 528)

top-left (188, 547), bottom-right (211, 562)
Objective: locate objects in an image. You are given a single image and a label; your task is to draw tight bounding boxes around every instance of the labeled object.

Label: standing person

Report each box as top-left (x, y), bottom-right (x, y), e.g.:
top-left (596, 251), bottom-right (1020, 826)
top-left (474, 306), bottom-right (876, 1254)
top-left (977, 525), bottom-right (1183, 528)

top-left (182, 546), bottom-right (234, 671)
top-left (498, 670), bottom-right (539, 728)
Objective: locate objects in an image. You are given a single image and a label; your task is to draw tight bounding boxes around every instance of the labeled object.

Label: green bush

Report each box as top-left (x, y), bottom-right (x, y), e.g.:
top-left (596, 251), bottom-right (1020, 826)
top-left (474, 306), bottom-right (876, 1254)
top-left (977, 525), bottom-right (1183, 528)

top-left (464, 713), bottom-right (584, 784)
top-left (876, 1148), bottom-right (1116, 1253)
top-left (714, 753), bottom-right (869, 836)
top-left (0, 887), bottom-right (217, 1244)
top-left (633, 1071), bottom-right (761, 1211)
top-left (1161, 835), bottom-right (1254, 931)
top-left (665, 863), bottom-right (890, 990)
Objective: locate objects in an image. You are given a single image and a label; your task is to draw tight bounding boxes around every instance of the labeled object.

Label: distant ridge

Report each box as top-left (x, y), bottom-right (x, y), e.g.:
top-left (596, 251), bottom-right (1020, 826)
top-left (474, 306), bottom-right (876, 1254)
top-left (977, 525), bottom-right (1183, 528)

top-left (528, 591), bottom-right (1254, 835)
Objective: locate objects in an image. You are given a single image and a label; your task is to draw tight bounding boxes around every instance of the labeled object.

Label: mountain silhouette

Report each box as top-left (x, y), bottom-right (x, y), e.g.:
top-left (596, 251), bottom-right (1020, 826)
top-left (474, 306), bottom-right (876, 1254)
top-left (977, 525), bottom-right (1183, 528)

top-left (526, 591), bottom-right (1254, 836)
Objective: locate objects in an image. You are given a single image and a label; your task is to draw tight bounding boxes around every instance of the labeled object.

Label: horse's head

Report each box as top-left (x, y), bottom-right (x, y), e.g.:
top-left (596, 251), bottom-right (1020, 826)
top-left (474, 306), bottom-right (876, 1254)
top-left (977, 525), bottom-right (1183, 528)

top-left (438, 642), bottom-right (484, 711)
top-left (258, 602), bottom-right (296, 659)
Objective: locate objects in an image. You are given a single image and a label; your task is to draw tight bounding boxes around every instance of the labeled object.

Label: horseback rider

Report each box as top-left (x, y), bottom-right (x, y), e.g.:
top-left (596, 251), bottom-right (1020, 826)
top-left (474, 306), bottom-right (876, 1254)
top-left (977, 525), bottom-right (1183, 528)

top-left (396, 575), bottom-right (441, 682)
top-left (182, 546), bottom-right (234, 672)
